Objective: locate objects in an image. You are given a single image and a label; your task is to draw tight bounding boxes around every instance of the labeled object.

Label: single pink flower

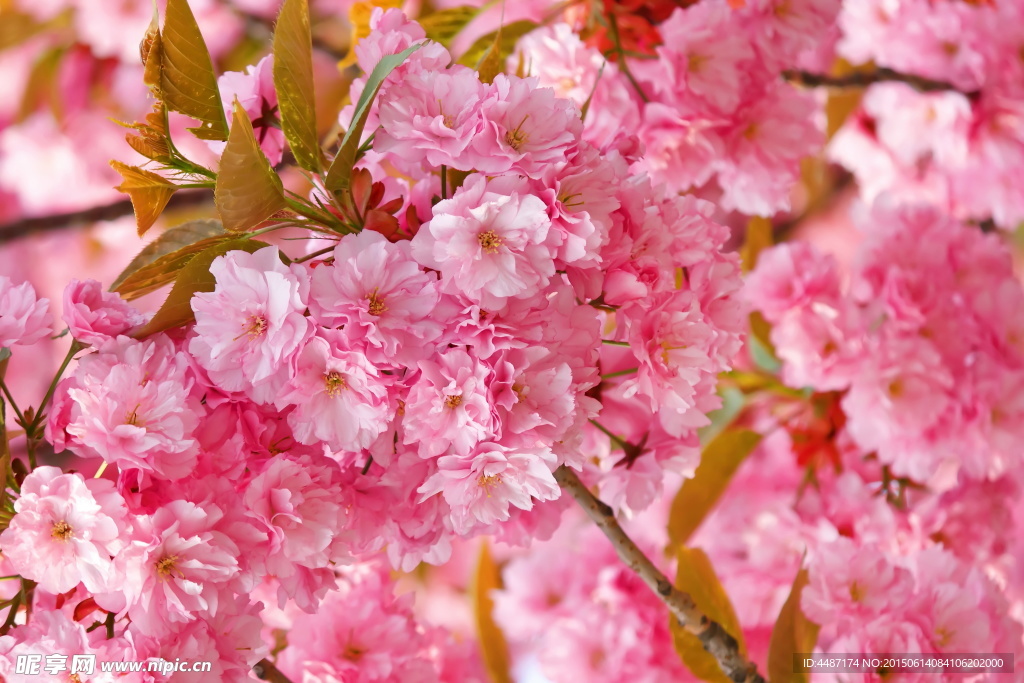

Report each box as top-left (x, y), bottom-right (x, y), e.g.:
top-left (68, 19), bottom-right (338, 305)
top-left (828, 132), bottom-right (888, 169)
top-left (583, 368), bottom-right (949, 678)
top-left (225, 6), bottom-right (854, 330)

top-left (190, 246), bottom-right (314, 405)
top-left (58, 336), bottom-right (202, 480)
top-left (308, 230), bottom-right (444, 368)
top-left (402, 347), bottom-right (496, 458)
top-left (411, 174), bottom-right (555, 309)
top-left (0, 275), bottom-right (50, 348)
top-left (61, 278), bottom-right (146, 346)
top-left (470, 74), bottom-right (582, 178)
top-left (418, 442), bottom-right (560, 535)
top-left (0, 466), bottom-right (127, 594)
top-left (277, 333), bottom-right (394, 452)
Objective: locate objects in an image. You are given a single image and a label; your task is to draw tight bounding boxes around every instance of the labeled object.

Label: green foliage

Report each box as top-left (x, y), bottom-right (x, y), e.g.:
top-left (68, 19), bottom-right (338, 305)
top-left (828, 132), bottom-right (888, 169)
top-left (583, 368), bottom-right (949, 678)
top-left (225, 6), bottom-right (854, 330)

top-left (670, 548), bottom-right (747, 683)
top-left (768, 568), bottom-right (820, 683)
top-left (110, 161), bottom-right (179, 237)
top-left (457, 20), bottom-right (538, 72)
top-left (135, 239), bottom-right (268, 337)
top-left (215, 103), bottom-right (287, 233)
top-left (111, 219), bottom-right (228, 299)
top-left (419, 5), bottom-right (482, 47)
top-left (324, 43), bottom-right (422, 194)
top-left (273, 0), bottom-right (323, 172)
top-left (667, 429), bottom-right (763, 548)
top-left (160, 0), bottom-right (229, 141)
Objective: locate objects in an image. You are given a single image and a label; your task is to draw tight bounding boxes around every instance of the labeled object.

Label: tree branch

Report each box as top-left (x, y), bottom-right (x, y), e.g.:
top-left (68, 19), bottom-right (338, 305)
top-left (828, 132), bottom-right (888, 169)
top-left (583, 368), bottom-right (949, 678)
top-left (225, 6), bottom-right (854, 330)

top-left (0, 191), bottom-right (212, 244)
top-left (554, 466), bottom-right (766, 683)
top-left (783, 67), bottom-right (970, 94)
top-left (253, 659), bottom-right (295, 683)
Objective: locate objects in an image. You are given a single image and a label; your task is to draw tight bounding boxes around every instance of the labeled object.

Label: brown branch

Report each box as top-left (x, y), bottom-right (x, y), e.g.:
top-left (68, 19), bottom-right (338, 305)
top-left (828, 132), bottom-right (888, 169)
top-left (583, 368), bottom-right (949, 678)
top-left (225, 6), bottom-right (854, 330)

top-left (554, 466), bottom-right (766, 683)
top-left (0, 191), bottom-right (212, 244)
top-left (782, 68), bottom-right (971, 95)
top-left (253, 659), bottom-right (295, 683)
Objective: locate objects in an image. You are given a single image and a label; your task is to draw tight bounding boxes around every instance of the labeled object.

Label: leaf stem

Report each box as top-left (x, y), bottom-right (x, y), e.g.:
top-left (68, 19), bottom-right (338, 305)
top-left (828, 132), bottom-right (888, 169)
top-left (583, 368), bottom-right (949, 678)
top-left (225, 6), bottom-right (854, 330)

top-left (602, 367), bottom-right (638, 379)
top-left (554, 466), bottom-right (766, 683)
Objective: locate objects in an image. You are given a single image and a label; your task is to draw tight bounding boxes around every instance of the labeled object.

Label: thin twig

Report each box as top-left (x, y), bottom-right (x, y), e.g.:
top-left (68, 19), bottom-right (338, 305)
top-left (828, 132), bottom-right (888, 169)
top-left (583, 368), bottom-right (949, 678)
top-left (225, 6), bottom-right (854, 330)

top-left (554, 466), bottom-right (766, 683)
top-left (782, 68), bottom-right (969, 94)
top-left (0, 191), bottom-right (212, 244)
top-left (253, 659), bottom-right (295, 683)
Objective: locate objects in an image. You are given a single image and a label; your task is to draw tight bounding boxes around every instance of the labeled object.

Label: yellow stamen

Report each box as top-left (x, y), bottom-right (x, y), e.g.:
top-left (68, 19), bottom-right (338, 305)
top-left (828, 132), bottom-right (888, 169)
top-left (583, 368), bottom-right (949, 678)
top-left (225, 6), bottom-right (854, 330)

top-left (478, 230), bottom-right (503, 254)
top-left (444, 394), bottom-right (462, 409)
top-left (324, 371), bottom-right (349, 397)
top-left (52, 520), bottom-right (73, 541)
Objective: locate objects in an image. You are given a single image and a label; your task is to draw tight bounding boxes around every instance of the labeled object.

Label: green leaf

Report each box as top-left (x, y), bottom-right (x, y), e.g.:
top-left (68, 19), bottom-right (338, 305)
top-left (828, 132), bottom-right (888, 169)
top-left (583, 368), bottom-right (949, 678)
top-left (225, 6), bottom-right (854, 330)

top-left (215, 103), bottom-right (287, 232)
top-left (110, 161), bottom-right (178, 237)
top-left (476, 23), bottom-right (504, 84)
top-left (160, 0), bottom-right (229, 141)
top-left (471, 542), bottom-right (514, 683)
top-left (111, 219), bottom-right (228, 299)
top-left (273, 0), bottom-right (322, 172)
top-left (670, 547), bottom-right (746, 683)
top-left (667, 429), bottom-right (763, 548)
top-left (135, 238), bottom-right (267, 337)
top-left (768, 567), bottom-right (820, 683)
top-left (0, 348), bottom-right (10, 363)
top-left (324, 43), bottom-right (422, 194)
top-left (457, 20), bottom-right (537, 71)
top-left (419, 5), bottom-right (481, 47)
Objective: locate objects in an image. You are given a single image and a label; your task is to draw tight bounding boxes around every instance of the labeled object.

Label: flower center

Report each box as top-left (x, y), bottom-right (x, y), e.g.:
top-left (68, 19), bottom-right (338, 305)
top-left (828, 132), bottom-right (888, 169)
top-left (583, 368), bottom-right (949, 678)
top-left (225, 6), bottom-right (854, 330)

top-left (444, 394), bottom-right (462, 409)
top-left (849, 581), bottom-right (864, 603)
top-left (478, 230), bottom-right (503, 254)
top-left (343, 645), bottom-right (366, 661)
top-left (155, 554), bottom-right (181, 578)
top-left (236, 313), bottom-right (268, 341)
top-left (442, 113), bottom-right (455, 128)
top-left (124, 403), bottom-right (143, 427)
top-left (504, 115), bottom-right (530, 151)
top-left (324, 371), bottom-right (349, 397)
top-left (478, 474), bottom-right (502, 496)
top-left (51, 520), bottom-right (73, 541)
top-left (366, 290), bottom-right (387, 316)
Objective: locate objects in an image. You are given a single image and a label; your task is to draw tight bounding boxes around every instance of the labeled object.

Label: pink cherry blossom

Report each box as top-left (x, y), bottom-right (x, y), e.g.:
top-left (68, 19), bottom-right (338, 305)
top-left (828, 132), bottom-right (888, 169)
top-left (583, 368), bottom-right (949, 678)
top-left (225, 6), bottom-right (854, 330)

top-left (470, 74), bottom-right (582, 178)
top-left (53, 335), bottom-right (201, 480)
top-left (376, 65), bottom-right (487, 172)
top-left (0, 466), bottom-right (127, 594)
top-left (307, 230), bottom-right (444, 368)
top-left (411, 174), bottom-right (555, 309)
top-left (61, 278), bottom-right (146, 346)
top-left (403, 346), bottom-right (495, 458)
top-left (190, 246), bottom-right (314, 405)
top-left (212, 54), bottom-right (284, 165)
top-left (110, 499), bottom-right (241, 637)
top-left (0, 275), bottom-right (50, 348)
top-left (418, 442), bottom-right (560, 534)
top-left (277, 333), bottom-right (394, 452)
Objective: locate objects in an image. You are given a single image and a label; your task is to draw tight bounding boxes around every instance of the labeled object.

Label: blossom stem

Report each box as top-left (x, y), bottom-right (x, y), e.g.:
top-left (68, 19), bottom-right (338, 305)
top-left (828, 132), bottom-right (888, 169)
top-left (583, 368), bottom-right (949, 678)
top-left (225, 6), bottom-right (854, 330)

top-left (253, 659), bottom-right (296, 683)
top-left (588, 419), bottom-right (631, 452)
top-left (28, 340), bottom-right (84, 441)
top-left (94, 461), bottom-right (108, 479)
top-left (441, 165), bottom-right (448, 201)
top-left (601, 340), bottom-right (630, 347)
top-left (553, 466), bottom-right (766, 683)
top-left (605, 11), bottom-right (650, 103)
top-left (782, 68), bottom-right (966, 94)
top-left (601, 367), bottom-right (638, 379)
top-left (0, 381), bottom-right (25, 430)
top-left (293, 246), bottom-right (337, 264)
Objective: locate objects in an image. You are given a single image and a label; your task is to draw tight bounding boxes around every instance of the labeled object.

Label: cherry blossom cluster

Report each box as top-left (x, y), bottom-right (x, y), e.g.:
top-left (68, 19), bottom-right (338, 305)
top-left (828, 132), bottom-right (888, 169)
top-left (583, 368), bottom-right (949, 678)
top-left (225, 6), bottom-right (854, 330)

top-left (0, 6), bottom-right (744, 677)
top-left (830, 0), bottom-right (1024, 227)
top-left (748, 202), bottom-right (1024, 489)
top-left (509, 0), bottom-right (838, 215)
